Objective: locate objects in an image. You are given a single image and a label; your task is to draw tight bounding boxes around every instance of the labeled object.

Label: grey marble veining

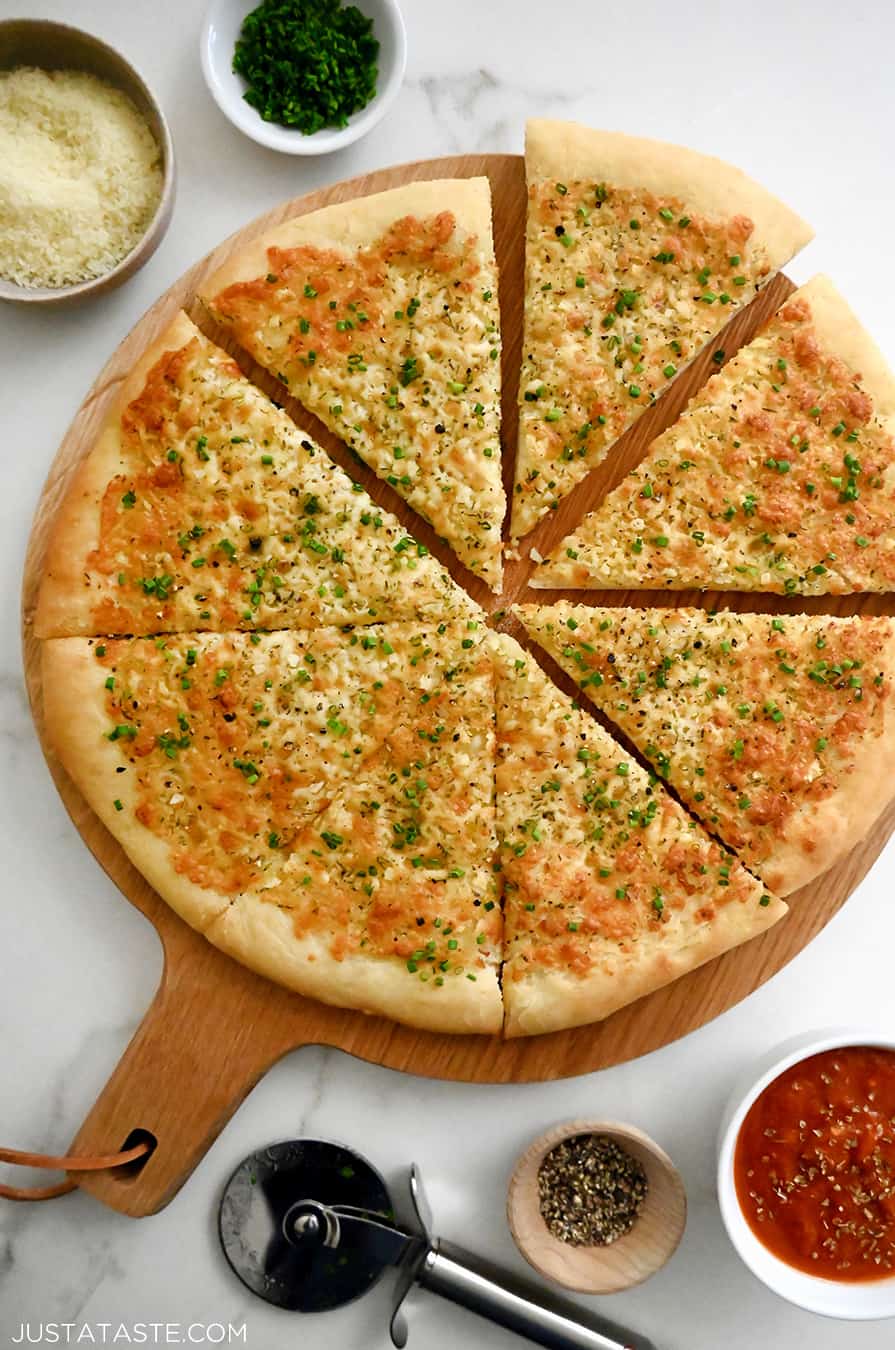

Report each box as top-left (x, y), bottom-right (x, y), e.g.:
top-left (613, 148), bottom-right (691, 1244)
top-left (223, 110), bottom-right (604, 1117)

top-left (2, 0), bottom-right (895, 1346)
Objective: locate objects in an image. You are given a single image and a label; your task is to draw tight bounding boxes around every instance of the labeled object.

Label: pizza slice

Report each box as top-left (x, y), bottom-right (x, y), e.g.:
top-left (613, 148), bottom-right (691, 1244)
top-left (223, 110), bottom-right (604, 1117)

top-left (491, 633), bottom-right (784, 1036)
top-left (41, 619), bottom-right (501, 1032)
top-left (511, 120), bottom-right (812, 538)
top-left (34, 313), bottom-right (476, 640)
top-left (199, 180), bottom-right (505, 590)
top-left (209, 705), bottom-right (501, 1034)
top-left (533, 277), bottom-right (895, 593)
top-left (516, 603), bottom-right (895, 896)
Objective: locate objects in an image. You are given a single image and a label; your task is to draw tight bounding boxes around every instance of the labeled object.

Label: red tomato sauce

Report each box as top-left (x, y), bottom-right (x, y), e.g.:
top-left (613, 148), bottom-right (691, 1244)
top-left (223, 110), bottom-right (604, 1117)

top-left (734, 1046), bottom-right (895, 1281)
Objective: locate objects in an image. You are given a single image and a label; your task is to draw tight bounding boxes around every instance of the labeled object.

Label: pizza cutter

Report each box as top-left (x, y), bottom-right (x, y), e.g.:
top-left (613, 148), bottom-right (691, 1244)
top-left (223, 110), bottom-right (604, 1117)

top-left (218, 1139), bottom-right (656, 1350)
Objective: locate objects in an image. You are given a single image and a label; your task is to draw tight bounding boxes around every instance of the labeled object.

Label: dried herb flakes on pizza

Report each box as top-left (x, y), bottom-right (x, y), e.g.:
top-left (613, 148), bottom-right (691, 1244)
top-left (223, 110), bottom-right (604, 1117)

top-left (534, 277), bottom-right (895, 594)
top-left (492, 632), bottom-right (783, 1036)
top-left (512, 120), bottom-right (812, 538)
top-left (516, 602), bottom-right (895, 895)
top-left (35, 314), bottom-right (476, 639)
top-left (42, 620), bottom-right (501, 1033)
top-left (201, 180), bottom-right (505, 590)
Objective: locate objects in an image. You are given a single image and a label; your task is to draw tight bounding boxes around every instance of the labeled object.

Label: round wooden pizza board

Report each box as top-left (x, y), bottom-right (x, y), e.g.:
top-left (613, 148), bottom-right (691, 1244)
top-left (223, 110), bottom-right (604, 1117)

top-left (21, 154), bottom-right (895, 1218)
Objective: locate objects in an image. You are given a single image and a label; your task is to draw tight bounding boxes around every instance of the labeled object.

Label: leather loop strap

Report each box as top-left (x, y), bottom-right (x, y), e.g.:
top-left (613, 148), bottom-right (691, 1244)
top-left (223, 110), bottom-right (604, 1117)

top-left (0, 1141), bottom-right (152, 1200)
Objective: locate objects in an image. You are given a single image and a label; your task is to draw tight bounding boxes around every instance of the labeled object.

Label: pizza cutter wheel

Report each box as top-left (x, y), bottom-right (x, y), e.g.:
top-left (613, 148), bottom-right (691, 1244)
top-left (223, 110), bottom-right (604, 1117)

top-left (219, 1139), bottom-right (657, 1350)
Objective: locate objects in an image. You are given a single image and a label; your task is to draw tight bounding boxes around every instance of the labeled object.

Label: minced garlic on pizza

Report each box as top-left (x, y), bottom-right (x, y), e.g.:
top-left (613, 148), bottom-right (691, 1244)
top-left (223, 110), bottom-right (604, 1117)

top-left (35, 313), bottom-right (476, 640)
top-left (42, 619), bottom-right (501, 1033)
top-left (516, 604), bottom-right (895, 896)
top-left (199, 180), bottom-right (505, 591)
top-left (534, 276), bottom-right (895, 593)
top-left (492, 633), bottom-right (784, 1036)
top-left (511, 120), bottom-right (813, 538)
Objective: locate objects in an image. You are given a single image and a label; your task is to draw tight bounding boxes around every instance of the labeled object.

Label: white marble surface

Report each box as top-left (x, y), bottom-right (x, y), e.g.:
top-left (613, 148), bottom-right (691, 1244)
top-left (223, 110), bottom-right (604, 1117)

top-left (2, 0), bottom-right (895, 1344)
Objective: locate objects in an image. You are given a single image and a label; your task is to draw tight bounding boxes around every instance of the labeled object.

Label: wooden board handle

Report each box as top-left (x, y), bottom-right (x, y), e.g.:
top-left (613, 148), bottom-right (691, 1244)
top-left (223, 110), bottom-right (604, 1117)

top-left (69, 961), bottom-right (292, 1217)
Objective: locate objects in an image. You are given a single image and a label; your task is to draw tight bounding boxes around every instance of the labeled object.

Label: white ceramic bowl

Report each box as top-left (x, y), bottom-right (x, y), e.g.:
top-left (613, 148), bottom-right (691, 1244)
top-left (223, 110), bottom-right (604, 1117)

top-left (718, 1028), bottom-right (895, 1320)
top-left (200, 0), bottom-right (406, 155)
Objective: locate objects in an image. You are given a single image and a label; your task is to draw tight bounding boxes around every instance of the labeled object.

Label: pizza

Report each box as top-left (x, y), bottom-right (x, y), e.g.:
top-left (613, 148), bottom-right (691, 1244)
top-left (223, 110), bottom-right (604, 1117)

top-left (31, 136), bottom-right (895, 1042)
top-left (533, 276), bottom-right (895, 593)
top-left (492, 633), bottom-right (784, 1036)
top-left (41, 619), bottom-right (502, 1033)
top-left (516, 603), bottom-right (895, 895)
top-left (511, 121), bottom-right (812, 539)
top-left (199, 180), bottom-right (506, 591)
top-left (35, 313), bottom-right (476, 640)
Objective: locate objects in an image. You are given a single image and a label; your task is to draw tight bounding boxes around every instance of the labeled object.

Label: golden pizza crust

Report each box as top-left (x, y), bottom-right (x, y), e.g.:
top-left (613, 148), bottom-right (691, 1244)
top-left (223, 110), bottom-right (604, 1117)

top-left (526, 121), bottom-right (813, 265)
top-left (199, 178), bottom-right (495, 301)
top-left (795, 275), bottom-right (895, 430)
top-left (34, 312), bottom-right (199, 640)
top-left (531, 273), bottom-right (895, 593)
top-left (763, 629), bottom-right (895, 892)
top-left (41, 627), bottom-right (501, 1035)
top-left (42, 635), bottom-right (230, 933)
top-left (199, 177), bottom-right (505, 592)
top-left (515, 603), bottom-right (895, 897)
top-left (510, 123), bottom-right (813, 541)
top-left (33, 311), bottom-right (478, 639)
top-left (492, 633), bottom-right (785, 1037)
top-left (503, 899), bottom-right (781, 1037)
top-left (207, 900), bottom-right (502, 1035)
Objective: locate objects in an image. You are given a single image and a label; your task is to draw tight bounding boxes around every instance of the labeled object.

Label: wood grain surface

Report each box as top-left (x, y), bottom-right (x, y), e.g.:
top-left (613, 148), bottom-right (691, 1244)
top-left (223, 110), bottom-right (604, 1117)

top-left (21, 154), bottom-right (895, 1217)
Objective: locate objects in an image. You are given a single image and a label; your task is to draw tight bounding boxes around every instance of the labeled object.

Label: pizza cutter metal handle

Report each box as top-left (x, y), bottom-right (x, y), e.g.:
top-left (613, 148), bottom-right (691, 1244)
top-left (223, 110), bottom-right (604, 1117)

top-left (412, 1241), bottom-right (655, 1350)
top-left (390, 1164), bottom-right (656, 1350)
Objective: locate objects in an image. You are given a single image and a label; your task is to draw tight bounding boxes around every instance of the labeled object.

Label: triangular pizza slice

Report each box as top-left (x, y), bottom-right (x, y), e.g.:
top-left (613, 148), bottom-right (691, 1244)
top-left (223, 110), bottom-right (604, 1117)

top-left (200, 180), bottom-right (505, 590)
top-left (209, 715), bottom-right (501, 1035)
top-left (491, 633), bottom-right (784, 1036)
top-left (42, 619), bottom-right (501, 1032)
top-left (35, 313), bottom-right (477, 639)
top-left (534, 277), bottom-right (895, 593)
top-left (516, 603), bottom-right (895, 896)
top-left (511, 120), bottom-right (812, 538)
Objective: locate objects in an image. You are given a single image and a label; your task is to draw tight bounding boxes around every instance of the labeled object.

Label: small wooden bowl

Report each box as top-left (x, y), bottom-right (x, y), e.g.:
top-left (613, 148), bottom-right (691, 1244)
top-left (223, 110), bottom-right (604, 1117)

top-left (0, 19), bottom-right (175, 307)
top-left (507, 1119), bottom-right (687, 1294)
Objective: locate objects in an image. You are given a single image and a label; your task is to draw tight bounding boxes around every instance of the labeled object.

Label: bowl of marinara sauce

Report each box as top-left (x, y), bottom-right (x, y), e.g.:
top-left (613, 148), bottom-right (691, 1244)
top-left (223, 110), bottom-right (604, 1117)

top-left (718, 1030), bottom-right (895, 1318)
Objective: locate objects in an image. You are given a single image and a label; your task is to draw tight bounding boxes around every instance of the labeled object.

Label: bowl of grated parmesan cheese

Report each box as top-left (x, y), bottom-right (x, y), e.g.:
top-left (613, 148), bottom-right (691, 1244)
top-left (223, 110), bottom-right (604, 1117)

top-left (0, 19), bottom-right (175, 305)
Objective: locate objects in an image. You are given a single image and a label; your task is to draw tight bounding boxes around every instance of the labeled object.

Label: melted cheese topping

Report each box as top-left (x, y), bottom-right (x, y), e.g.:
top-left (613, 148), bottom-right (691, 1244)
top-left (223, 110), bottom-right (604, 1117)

top-left (493, 635), bottom-right (766, 982)
top-left (518, 604), bottom-right (894, 877)
top-left (513, 178), bottom-right (770, 537)
top-left (539, 294), bottom-right (895, 592)
top-left (65, 332), bottom-right (476, 637)
top-left (94, 620), bottom-right (498, 979)
top-left (207, 213), bottom-right (505, 588)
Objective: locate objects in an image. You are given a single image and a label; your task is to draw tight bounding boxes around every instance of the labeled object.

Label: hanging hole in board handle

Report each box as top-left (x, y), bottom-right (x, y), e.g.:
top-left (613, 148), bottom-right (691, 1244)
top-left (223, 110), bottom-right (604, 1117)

top-left (114, 1129), bottom-right (158, 1181)
top-left (0, 1128), bottom-right (157, 1200)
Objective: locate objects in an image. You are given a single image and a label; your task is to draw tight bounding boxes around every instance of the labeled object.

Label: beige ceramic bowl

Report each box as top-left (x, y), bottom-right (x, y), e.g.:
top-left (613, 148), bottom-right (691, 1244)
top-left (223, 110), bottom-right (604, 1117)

top-left (0, 18), bottom-right (176, 306)
top-left (507, 1119), bottom-right (687, 1294)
